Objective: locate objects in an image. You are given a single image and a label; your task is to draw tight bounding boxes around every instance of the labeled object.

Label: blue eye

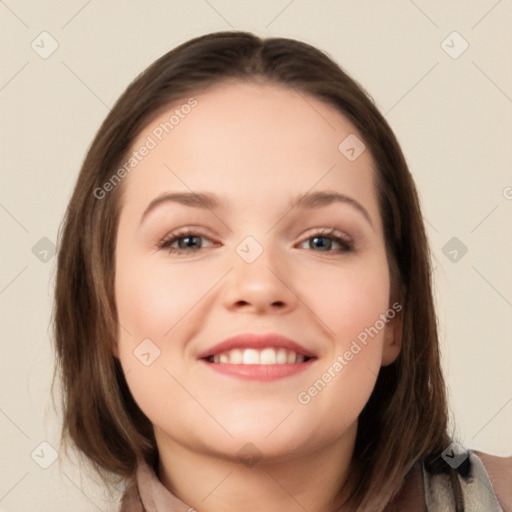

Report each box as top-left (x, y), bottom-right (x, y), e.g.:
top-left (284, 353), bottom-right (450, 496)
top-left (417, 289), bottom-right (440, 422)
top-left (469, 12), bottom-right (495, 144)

top-left (299, 229), bottom-right (353, 253)
top-left (158, 230), bottom-right (218, 254)
top-left (158, 228), bottom-right (353, 255)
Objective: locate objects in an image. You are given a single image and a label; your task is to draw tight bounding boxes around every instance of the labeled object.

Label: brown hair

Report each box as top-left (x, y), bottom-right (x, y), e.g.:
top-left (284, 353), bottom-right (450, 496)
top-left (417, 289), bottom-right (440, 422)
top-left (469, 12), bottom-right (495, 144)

top-left (53, 31), bottom-right (461, 510)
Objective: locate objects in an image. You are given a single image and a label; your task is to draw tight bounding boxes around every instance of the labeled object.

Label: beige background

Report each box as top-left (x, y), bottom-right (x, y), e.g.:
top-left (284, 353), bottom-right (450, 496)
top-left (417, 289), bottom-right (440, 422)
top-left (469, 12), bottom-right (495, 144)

top-left (1, 1), bottom-right (511, 510)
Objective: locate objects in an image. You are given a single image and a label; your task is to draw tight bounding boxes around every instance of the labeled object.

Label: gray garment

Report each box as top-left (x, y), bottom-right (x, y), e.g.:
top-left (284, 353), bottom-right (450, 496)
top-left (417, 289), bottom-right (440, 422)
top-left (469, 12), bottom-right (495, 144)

top-left (423, 446), bottom-right (503, 511)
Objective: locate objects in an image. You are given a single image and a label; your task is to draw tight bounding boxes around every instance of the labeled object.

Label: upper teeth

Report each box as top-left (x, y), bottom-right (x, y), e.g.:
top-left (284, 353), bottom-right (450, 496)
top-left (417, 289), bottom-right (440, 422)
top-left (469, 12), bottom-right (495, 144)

top-left (211, 348), bottom-right (306, 365)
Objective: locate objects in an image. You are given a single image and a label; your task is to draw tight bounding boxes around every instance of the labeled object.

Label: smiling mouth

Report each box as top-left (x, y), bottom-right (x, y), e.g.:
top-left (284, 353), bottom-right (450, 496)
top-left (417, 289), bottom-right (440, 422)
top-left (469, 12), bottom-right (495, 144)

top-left (205, 347), bottom-right (313, 365)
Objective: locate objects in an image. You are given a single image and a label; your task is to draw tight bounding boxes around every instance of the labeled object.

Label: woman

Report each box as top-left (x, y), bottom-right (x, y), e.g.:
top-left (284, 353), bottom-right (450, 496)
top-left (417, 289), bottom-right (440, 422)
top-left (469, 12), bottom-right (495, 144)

top-left (53, 31), bottom-right (511, 511)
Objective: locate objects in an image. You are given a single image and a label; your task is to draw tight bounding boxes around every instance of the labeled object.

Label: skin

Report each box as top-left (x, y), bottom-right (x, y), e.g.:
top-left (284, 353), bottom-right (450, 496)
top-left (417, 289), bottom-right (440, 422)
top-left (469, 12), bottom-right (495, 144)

top-left (113, 80), bottom-right (403, 512)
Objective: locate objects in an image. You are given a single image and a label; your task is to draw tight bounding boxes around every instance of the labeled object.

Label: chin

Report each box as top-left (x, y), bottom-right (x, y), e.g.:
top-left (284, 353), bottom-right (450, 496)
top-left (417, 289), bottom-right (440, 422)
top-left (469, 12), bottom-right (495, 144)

top-left (207, 434), bottom-right (313, 467)
top-left (192, 418), bottom-right (323, 464)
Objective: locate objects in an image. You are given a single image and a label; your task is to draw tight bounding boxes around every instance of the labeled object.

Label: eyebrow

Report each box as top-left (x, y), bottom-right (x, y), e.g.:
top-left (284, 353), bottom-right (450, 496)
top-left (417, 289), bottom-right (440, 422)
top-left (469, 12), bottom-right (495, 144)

top-left (139, 190), bottom-right (374, 228)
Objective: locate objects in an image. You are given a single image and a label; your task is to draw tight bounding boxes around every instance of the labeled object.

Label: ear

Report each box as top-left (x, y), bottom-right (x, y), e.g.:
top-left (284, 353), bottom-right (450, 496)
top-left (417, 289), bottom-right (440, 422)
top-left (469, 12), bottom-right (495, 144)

top-left (112, 339), bottom-right (120, 359)
top-left (381, 300), bottom-right (403, 367)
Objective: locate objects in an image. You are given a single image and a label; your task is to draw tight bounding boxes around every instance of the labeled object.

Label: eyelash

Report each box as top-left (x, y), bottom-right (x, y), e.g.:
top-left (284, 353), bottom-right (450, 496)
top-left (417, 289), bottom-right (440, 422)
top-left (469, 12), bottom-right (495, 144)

top-left (157, 227), bottom-right (354, 256)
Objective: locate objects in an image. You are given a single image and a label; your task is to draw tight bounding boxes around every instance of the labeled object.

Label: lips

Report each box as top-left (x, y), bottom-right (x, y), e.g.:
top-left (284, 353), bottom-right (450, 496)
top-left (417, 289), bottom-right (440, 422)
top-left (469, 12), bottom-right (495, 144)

top-left (197, 333), bottom-right (316, 363)
top-left (197, 333), bottom-right (317, 381)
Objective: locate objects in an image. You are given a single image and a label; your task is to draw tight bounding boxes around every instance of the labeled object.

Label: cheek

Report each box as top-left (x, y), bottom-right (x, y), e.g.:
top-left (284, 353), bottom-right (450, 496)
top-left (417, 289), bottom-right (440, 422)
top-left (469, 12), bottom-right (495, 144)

top-left (114, 253), bottom-right (211, 434)
top-left (115, 253), bottom-right (221, 343)
top-left (294, 256), bottom-right (390, 413)
top-left (113, 253), bottom-right (229, 409)
top-left (301, 255), bottom-right (390, 346)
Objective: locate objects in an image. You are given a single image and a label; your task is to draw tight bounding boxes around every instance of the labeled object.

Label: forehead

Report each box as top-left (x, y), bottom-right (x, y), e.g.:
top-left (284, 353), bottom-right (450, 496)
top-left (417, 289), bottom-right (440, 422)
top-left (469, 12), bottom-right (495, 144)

top-left (119, 80), bottom-right (379, 224)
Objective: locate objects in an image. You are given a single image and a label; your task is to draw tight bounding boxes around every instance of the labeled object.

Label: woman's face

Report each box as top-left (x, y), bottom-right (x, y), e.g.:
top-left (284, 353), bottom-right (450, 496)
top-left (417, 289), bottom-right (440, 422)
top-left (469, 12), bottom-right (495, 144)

top-left (114, 80), bottom-right (401, 463)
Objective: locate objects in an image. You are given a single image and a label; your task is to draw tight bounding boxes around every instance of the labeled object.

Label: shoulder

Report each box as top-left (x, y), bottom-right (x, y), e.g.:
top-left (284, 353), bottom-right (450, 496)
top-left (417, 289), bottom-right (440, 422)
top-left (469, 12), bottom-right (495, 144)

top-left (474, 450), bottom-right (512, 512)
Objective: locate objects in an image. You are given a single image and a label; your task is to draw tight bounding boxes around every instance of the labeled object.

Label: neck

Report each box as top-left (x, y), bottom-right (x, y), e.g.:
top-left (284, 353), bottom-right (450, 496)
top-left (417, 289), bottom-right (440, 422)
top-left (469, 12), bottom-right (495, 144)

top-left (156, 424), bottom-right (358, 512)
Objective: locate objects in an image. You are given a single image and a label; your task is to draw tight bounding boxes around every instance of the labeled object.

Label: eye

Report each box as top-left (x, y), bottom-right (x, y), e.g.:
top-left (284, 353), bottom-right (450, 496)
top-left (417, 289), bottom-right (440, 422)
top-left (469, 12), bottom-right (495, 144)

top-left (158, 229), bottom-right (219, 255)
top-left (158, 227), bottom-right (354, 256)
top-left (297, 228), bottom-right (353, 253)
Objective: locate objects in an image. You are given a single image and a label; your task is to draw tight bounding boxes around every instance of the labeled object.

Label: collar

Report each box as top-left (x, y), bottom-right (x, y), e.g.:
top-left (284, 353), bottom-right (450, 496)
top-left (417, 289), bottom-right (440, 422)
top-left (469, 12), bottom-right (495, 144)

top-left (119, 458), bottom-right (192, 512)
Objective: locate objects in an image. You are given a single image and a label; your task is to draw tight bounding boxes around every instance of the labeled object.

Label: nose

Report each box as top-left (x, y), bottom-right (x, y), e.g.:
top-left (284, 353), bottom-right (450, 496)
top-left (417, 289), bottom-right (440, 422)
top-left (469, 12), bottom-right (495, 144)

top-left (221, 240), bottom-right (298, 315)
